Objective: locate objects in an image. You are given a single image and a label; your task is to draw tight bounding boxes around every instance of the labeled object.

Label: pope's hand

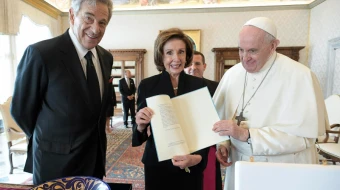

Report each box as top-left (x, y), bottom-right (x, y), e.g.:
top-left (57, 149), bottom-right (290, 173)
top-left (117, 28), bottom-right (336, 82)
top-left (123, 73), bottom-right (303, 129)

top-left (136, 107), bottom-right (154, 132)
top-left (212, 120), bottom-right (249, 141)
top-left (172, 154), bottom-right (202, 169)
top-left (216, 145), bottom-right (232, 167)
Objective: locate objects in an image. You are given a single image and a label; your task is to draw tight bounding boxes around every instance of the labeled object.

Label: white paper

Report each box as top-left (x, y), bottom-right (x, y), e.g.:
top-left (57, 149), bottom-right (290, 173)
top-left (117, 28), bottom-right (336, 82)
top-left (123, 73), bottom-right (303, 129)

top-left (146, 87), bottom-right (227, 161)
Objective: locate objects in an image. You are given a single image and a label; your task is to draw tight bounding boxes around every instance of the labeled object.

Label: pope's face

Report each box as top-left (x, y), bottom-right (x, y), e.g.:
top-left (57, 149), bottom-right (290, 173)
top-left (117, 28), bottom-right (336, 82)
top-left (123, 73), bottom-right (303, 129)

top-left (184, 54), bottom-right (206, 78)
top-left (163, 38), bottom-right (187, 77)
top-left (238, 26), bottom-right (274, 73)
top-left (69, 2), bottom-right (109, 50)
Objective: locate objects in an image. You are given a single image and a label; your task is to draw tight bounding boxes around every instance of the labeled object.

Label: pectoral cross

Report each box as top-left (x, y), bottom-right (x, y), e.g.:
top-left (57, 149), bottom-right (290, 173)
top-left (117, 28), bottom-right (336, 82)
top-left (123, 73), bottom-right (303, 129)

top-left (236, 111), bottom-right (246, 126)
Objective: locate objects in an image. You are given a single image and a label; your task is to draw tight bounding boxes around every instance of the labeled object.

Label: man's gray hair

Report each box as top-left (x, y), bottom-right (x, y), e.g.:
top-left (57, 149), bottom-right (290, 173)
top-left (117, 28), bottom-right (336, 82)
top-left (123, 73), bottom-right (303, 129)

top-left (264, 32), bottom-right (276, 44)
top-left (71, 0), bottom-right (113, 21)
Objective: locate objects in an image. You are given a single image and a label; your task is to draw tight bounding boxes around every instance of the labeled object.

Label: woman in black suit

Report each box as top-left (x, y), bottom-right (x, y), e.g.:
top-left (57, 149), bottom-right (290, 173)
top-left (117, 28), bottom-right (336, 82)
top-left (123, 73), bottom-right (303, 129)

top-left (106, 76), bottom-right (117, 132)
top-left (132, 28), bottom-right (208, 190)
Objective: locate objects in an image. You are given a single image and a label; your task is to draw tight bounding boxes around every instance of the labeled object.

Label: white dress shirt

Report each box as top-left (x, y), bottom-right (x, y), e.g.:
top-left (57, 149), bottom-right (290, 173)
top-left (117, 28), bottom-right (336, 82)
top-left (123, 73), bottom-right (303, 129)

top-left (68, 29), bottom-right (104, 100)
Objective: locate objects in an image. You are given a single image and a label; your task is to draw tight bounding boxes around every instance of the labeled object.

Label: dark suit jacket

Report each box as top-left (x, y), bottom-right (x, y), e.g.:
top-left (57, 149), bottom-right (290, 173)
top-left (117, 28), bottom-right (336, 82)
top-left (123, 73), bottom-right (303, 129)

top-left (11, 30), bottom-right (113, 184)
top-left (118, 77), bottom-right (136, 103)
top-left (203, 78), bottom-right (219, 96)
top-left (132, 71), bottom-right (209, 173)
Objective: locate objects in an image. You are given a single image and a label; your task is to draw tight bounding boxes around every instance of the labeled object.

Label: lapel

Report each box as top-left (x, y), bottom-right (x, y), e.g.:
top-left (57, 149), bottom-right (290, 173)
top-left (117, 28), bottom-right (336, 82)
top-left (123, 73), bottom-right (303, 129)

top-left (96, 46), bottom-right (109, 114)
top-left (159, 71), bottom-right (173, 98)
top-left (176, 71), bottom-right (187, 96)
top-left (59, 30), bottom-right (93, 111)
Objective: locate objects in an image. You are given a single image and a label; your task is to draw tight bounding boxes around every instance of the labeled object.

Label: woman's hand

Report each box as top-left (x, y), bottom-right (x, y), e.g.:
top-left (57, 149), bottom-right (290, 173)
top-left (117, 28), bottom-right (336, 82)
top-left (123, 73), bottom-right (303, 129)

top-left (172, 154), bottom-right (202, 169)
top-left (136, 107), bottom-right (154, 132)
top-left (216, 145), bottom-right (232, 167)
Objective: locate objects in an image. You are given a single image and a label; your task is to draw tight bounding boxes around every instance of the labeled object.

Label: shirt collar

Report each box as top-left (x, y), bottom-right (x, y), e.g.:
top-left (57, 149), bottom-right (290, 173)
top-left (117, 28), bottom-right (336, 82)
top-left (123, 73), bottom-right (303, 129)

top-left (68, 28), bottom-right (97, 60)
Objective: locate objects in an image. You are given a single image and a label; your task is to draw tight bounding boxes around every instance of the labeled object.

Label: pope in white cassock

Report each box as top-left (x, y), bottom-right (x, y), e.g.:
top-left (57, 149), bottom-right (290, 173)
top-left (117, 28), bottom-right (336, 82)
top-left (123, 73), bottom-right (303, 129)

top-left (212, 17), bottom-right (328, 190)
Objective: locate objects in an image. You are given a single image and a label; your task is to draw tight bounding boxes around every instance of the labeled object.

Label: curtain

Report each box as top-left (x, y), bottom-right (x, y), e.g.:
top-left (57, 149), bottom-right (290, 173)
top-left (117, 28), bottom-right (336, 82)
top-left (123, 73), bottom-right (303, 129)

top-left (0, 16), bottom-right (52, 103)
top-left (0, 0), bottom-right (20, 35)
top-left (19, 0), bottom-right (62, 37)
top-left (0, 0), bottom-right (62, 37)
top-left (0, 35), bottom-right (15, 103)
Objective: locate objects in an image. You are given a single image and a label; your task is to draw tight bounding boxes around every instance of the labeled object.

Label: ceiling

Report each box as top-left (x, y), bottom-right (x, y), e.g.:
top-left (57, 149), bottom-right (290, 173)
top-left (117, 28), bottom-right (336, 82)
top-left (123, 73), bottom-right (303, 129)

top-left (44, 0), bottom-right (318, 12)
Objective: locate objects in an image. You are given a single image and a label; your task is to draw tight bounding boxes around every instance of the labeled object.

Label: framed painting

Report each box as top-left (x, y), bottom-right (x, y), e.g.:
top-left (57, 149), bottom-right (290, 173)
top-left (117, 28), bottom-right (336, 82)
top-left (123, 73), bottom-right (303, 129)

top-left (183, 29), bottom-right (201, 51)
top-left (160, 29), bottom-right (201, 51)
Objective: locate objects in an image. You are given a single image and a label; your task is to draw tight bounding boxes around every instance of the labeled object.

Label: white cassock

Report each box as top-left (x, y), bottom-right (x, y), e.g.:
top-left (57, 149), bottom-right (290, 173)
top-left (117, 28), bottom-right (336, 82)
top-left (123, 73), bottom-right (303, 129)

top-left (213, 52), bottom-right (328, 190)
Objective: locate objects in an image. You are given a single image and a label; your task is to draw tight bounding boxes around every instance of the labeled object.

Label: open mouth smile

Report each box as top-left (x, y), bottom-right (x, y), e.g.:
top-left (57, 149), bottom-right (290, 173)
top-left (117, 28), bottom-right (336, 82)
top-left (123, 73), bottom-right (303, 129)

top-left (170, 64), bottom-right (181, 69)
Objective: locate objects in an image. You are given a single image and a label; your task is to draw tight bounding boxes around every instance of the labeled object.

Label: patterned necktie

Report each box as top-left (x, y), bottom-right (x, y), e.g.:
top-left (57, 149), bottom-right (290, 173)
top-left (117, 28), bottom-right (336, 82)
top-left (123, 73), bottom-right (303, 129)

top-left (85, 51), bottom-right (101, 112)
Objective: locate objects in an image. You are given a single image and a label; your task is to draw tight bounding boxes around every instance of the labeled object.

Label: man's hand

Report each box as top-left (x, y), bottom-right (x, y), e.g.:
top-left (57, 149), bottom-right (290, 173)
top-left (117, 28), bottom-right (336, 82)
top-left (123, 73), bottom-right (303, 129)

top-left (216, 145), bottom-right (232, 167)
top-left (212, 120), bottom-right (249, 142)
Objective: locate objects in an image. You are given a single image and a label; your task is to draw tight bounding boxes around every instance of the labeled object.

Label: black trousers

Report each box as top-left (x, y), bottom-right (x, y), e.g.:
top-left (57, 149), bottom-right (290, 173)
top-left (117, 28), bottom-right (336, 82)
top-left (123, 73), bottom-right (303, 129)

top-left (144, 165), bottom-right (203, 190)
top-left (92, 142), bottom-right (104, 179)
top-left (122, 99), bottom-right (135, 125)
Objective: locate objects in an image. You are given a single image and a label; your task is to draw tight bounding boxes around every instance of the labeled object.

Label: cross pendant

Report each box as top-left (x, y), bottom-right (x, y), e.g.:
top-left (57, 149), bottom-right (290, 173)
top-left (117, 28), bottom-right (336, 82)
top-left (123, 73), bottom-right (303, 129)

top-left (236, 111), bottom-right (246, 126)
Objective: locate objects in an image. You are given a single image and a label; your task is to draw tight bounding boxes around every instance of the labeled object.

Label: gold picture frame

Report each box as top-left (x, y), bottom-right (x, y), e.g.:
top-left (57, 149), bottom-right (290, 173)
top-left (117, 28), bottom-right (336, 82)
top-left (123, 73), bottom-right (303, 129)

top-left (183, 29), bottom-right (201, 51)
top-left (160, 29), bottom-right (201, 51)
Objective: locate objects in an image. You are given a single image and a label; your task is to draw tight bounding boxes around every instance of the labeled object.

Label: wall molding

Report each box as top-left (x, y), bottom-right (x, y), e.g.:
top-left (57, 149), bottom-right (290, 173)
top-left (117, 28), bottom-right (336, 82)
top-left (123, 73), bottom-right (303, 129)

top-left (112, 4), bottom-right (312, 15)
top-left (309, 0), bottom-right (326, 9)
top-left (325, 37), bottom-right (340, 97)
top-left (49, 0), bottom-right (327, 15)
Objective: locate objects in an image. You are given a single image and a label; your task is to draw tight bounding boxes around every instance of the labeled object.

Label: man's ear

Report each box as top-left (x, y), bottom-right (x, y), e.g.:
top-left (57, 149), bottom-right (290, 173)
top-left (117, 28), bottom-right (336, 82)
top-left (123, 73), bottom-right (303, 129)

top-left (69, 8), bottom-right (75, 26)
top-left (272, 39), bottom-right (280, 51)
top-left (203, 63), bottom-right (207, 71)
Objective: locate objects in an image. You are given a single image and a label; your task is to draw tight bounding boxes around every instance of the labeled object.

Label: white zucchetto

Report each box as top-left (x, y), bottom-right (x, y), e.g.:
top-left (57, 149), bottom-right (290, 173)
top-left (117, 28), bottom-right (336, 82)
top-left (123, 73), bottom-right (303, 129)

top-left (244, 17), bottom-right (277, 38)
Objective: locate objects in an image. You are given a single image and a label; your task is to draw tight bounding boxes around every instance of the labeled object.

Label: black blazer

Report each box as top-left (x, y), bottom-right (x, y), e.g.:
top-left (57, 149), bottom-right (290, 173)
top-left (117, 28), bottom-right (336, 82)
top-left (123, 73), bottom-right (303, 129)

top-left (203, 78), bottom-right (219, 96)
top-left (119, 78), bottom-right (136, 102)
top-left (11, 30), bottom-right (113, 183)
top-left (132, 71), bottom-right (209, 173)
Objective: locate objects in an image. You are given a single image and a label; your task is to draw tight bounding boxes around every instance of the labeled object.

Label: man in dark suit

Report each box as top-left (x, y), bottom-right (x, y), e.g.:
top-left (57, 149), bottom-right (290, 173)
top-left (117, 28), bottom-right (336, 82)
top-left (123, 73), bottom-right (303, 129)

top-left (184, 51), bottom-right (222, 190)
top-left (119, 70), bottom-right (136, 128)
top-left (10, 0), bottom-right (113, 185)
top-left (185, 51), bottom-right (219, 96)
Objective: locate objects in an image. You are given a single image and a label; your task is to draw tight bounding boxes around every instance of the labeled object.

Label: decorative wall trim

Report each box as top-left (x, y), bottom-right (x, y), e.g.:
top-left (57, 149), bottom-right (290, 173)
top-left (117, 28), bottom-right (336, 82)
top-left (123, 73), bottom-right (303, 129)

top-left (325, 37), bottom-right (340, 97)
top-left (309, 0), bottom-right (327, 9)
top-left (22, 0), bottom-right (62, 19)
top-left (111, 4), bottom-right (312, 15)
top-left (212, 46), bottom-right (304, 81)
top-left (32, 1), bottom-right (325, 16)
